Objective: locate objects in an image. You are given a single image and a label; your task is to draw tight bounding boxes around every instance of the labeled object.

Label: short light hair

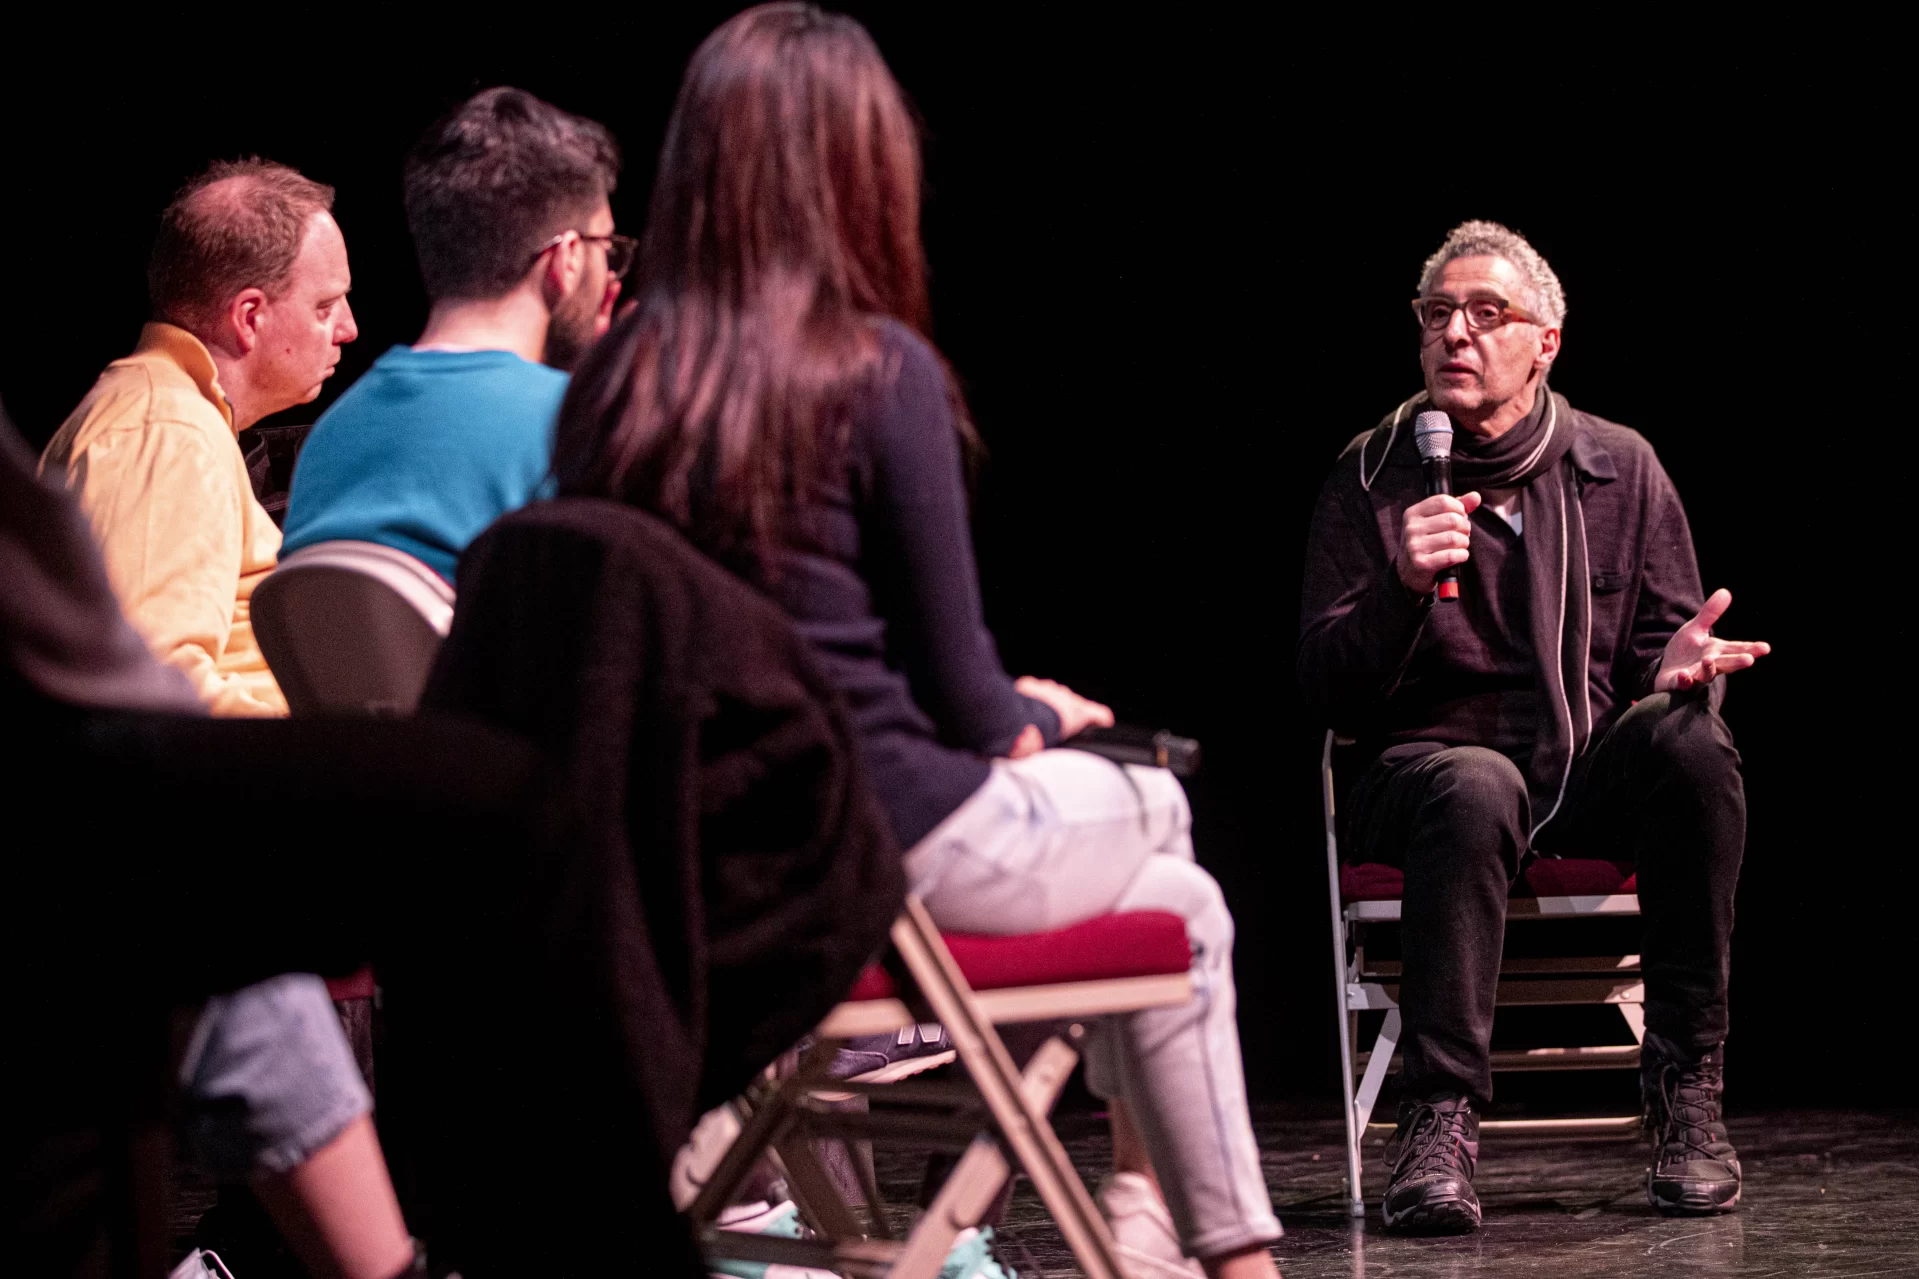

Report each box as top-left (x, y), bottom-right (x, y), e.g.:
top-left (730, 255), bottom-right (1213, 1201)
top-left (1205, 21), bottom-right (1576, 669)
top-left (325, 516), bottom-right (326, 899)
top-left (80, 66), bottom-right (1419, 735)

top-left (1418, 220), bottom-right (1566, 329)
top-left (148, 159), bottom-right (336, 336)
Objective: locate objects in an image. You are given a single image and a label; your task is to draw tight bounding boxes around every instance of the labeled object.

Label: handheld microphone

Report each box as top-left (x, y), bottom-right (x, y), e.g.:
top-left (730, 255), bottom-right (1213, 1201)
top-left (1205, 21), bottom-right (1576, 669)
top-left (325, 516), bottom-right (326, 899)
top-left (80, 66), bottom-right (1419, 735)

top-left (1414, 411), bottom-right (1461, 602)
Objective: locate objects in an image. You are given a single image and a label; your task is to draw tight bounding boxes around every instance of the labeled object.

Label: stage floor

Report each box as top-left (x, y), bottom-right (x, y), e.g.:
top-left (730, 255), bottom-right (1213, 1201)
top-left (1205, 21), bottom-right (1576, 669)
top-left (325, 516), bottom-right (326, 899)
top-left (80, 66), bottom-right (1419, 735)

top-left (884, 1107), bottom-right (1919, 1278)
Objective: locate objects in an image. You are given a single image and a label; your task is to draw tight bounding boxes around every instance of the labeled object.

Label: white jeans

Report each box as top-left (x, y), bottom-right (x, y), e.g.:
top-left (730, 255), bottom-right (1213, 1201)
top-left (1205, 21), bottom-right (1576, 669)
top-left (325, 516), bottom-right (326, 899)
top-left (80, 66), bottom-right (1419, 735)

top-left (905, 750), bottom-right (1280, 1258)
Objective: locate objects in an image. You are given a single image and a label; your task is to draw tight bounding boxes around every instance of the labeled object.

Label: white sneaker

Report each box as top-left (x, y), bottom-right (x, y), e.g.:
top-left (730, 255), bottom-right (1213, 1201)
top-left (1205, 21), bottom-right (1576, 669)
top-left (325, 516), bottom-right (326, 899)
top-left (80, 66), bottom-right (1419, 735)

top-left (707, 1202), bottom-right (1020, 1279)
top-left (169, 1250), bottom-right (236, 1279)
top-left (939, 1226), bottom-right (1017, 1278)
top-left (673, 1102), bottom-right (745, 1210)
top-left (1097, 1173), bottom-right (1203, 1279)
top-left (708, 1200), bottom-right (838, 1279)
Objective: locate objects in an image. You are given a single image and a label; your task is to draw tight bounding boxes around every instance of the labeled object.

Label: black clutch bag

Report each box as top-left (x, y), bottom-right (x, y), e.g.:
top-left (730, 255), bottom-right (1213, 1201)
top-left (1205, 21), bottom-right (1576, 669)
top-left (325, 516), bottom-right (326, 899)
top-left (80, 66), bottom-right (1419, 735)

top-left (1063, 725), bottom-right (1201, 777)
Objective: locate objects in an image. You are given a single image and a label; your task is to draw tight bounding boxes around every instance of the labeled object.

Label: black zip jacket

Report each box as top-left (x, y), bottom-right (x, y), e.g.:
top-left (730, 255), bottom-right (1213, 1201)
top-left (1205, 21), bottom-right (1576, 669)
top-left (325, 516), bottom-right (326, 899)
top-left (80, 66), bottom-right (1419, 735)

top-left (1298, 395), bottom-right (1708, 752)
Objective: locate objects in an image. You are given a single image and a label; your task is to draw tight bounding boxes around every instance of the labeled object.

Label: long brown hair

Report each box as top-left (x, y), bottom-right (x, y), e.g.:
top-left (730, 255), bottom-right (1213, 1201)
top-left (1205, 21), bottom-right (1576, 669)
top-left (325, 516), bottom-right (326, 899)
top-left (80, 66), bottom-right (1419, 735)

top-left (554, 3), bottom-right (971, 568)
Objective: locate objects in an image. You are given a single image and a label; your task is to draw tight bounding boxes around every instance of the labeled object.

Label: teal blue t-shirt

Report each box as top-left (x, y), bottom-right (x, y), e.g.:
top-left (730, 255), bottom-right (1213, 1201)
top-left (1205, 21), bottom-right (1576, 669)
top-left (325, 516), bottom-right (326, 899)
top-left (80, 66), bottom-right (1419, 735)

top-left (282, 347), bottom-right (567, 583)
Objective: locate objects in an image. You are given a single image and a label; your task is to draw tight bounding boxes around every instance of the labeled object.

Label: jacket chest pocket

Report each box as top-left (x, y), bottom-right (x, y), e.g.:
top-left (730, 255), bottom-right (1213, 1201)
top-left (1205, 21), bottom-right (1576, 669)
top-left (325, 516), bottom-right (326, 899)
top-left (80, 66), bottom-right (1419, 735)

top-left (1587, 567), bottom-right (1631, 669)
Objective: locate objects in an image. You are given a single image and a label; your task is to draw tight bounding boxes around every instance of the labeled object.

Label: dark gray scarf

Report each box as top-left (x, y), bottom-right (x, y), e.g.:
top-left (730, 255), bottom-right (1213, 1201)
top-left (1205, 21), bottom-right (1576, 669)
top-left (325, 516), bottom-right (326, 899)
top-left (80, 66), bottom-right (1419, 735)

top-left (1362, 385), bottom-right (1590, 835)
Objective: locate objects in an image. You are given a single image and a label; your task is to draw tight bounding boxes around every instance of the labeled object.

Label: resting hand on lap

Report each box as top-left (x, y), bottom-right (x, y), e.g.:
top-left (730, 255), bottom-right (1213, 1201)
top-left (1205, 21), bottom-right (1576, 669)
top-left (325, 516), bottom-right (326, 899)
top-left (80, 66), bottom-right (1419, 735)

top-left (1006, 676), bottom-right (1114, 758)
top-left (1654, 588), bottom-right (1770, 692)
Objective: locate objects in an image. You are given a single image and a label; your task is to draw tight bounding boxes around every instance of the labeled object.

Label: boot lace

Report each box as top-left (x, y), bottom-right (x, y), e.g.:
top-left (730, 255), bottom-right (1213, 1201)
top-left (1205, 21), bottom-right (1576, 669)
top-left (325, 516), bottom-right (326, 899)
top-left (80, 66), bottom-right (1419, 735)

top-left (1389, 1099), bottom-right (1474, 1185)
top-left (1651, 1056), bottom-right (1726, 1164)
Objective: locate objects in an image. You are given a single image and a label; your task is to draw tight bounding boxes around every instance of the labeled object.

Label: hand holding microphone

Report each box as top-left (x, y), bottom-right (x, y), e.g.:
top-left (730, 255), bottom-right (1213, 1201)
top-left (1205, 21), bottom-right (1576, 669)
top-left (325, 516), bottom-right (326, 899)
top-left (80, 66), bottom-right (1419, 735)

top-left (1397, 411), bottom-right (1480, 600)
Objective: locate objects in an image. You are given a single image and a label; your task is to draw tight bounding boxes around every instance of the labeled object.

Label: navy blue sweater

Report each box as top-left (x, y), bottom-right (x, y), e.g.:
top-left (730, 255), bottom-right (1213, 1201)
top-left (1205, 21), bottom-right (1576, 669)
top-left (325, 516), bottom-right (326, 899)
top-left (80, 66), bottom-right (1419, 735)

top-left (768, 322), bottom-right (1060, 849)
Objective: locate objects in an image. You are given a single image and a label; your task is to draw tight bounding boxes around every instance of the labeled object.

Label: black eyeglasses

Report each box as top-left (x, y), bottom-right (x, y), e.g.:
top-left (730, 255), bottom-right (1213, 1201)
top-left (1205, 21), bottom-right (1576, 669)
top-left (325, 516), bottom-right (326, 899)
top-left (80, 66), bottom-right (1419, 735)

top-left (531, 231), bottom-right (638, 281)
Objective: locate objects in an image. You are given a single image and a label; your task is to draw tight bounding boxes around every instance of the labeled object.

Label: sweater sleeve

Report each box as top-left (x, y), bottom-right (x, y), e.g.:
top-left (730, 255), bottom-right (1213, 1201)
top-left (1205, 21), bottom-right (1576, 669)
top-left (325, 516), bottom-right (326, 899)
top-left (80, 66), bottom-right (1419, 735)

top-left (861, 337), bottom-right (1061, 754)
top-left (1296, 457), bottom-right (1432, 721)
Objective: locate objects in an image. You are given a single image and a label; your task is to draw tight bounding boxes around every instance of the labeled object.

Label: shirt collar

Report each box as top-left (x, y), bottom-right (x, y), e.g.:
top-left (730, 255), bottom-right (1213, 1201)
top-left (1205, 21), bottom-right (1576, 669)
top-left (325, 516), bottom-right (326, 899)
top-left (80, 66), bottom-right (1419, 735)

top-left (1565, 400), bottom-right (1619, 481)
top-left (133, 323), bottom-right (235, 431)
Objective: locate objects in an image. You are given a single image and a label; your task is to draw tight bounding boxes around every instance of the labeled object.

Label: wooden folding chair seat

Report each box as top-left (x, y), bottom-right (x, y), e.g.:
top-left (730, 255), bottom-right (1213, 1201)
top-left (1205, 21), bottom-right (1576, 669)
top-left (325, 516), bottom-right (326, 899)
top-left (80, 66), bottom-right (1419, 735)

top-left (1322, 731), bottom-right (1645, 1216)
top-left (690, 895), bottom-right (1193, 1279)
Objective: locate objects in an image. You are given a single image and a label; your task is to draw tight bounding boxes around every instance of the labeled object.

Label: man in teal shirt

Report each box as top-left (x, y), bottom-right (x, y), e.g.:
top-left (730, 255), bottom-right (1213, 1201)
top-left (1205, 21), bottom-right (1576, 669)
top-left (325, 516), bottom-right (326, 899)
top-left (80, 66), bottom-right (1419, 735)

top-left (284, 87), bottom-right (631, 583)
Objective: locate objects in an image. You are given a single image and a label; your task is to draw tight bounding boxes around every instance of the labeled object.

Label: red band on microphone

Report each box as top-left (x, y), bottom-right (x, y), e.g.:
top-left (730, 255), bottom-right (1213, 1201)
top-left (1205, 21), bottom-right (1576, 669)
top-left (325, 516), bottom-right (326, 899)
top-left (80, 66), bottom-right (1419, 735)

top-left (1436, 580), bottom-right (1460, 601)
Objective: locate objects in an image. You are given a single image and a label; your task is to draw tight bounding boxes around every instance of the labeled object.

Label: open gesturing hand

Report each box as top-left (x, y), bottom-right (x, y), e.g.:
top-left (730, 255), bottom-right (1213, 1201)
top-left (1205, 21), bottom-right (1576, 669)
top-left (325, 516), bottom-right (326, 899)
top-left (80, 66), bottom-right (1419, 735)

top-left (1653, 588), bottom-right (1771, 693)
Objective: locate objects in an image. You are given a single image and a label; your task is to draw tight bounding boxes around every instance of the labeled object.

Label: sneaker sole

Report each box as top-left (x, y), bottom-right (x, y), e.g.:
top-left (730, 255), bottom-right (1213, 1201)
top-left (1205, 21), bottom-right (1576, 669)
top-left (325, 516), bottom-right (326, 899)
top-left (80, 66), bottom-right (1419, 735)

top-left (849, 1049), bottom-right (957, 1084)
top-left (1113, 1241), bottom-right (1204, 1278)
top-left (1382, 1194), bottom-right (1482, 1235)
top-left (1647, 1173), bottom-right (1741, 1215)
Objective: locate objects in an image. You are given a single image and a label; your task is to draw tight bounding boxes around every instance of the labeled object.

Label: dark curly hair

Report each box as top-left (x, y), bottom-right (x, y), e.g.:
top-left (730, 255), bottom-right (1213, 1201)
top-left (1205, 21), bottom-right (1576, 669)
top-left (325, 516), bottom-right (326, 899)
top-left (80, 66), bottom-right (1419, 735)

top-left (404, 86), bottom-right (620, 302)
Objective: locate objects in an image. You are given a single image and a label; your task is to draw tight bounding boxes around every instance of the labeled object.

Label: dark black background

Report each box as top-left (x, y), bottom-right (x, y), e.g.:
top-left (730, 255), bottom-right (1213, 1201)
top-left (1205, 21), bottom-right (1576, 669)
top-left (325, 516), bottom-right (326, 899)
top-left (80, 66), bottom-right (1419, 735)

top-left (1, 16), bottom-right (1903, 1105)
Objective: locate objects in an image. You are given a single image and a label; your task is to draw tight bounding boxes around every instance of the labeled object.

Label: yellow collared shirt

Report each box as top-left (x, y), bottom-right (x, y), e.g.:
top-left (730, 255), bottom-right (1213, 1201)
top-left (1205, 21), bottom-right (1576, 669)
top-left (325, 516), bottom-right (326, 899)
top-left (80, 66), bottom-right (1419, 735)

top-left (41, 323), bottom-right (287, 716)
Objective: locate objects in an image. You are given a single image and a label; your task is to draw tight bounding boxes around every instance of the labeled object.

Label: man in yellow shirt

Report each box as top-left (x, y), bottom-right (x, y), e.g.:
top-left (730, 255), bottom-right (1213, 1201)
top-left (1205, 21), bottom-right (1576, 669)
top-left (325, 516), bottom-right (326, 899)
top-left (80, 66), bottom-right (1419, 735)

top-left (42, 159), bottom-right (359, 715)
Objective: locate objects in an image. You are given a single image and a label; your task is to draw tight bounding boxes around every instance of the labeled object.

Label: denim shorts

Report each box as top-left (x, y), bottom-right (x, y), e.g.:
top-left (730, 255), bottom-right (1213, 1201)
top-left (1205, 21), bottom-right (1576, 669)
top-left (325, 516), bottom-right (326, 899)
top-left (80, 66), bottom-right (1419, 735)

top-left (177, 973), bottom-right (372, 1180)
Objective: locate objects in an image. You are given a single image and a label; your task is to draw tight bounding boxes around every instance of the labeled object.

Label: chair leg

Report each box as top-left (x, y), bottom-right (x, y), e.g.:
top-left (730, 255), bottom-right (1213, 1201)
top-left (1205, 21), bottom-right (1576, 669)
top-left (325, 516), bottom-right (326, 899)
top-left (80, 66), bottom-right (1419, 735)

top-left (774, 1127), bottom-right (867, 1242)
top-left (1343, 1005), bottom-right (1400, 1218)
top-left (687, 1069), bottom-right (803, 1225)
top-left (853, 1141), bottom-right (896, 1241)
top-left (889, 1033), bottom-right (1083, 1279)
top-left (1338, 1005), bottom-right (1365, 1218)
top-left (1618, 1001), bottom-right (1646, 1045)
top-left (1324, 729), bottom-right (1367, 1218)
top-left (1353, 1007), bottom-right (1400, 1138)
top-left (894, 898), bottom-right (1126, 1279)
top-left (762, 1040), bottom-right (874, 1241)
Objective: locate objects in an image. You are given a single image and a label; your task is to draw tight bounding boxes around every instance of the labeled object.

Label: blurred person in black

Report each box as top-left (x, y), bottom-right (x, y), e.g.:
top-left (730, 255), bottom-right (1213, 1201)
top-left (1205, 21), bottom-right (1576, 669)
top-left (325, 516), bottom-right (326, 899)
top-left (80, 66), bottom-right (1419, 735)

top-left (552, 7), bottom-right (1282, 1277)
top-left (7, 387), bottom-right (890, 1275)
top-left (1298, 222), bottom-right (1769, 1233)
top-left (3, 401), bottom-right (537, 1278)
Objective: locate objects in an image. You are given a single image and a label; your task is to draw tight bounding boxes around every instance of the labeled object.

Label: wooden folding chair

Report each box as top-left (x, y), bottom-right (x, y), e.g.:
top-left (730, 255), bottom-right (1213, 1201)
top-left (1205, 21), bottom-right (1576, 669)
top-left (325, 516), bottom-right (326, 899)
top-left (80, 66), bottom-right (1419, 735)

top-left (689, 895), bottom-right (1194, 1279)
top-left (1321, 730), bottom-right (1645, 1216)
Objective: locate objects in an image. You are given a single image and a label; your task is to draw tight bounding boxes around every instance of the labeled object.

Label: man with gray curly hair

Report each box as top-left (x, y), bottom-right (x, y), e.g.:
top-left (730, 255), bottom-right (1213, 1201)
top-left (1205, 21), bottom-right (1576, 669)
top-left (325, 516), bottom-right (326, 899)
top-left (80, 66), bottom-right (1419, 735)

top-left (1298, 221), bottom-right (1769, 1233)
top-left (1418, 220), bottom-right (1567, 329)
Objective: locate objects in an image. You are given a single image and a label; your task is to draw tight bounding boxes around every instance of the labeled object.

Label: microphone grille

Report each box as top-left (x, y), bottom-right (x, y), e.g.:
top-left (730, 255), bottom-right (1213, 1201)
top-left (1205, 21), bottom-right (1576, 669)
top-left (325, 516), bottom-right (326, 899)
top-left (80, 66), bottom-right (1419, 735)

top-left (1414, 411), bottom-right (1454, 460)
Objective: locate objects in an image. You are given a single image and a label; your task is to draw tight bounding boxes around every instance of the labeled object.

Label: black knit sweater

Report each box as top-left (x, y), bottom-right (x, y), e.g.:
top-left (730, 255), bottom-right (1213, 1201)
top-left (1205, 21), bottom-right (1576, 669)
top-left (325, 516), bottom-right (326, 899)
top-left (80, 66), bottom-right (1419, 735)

top-left (766, 320), bottom-right (1062, 849)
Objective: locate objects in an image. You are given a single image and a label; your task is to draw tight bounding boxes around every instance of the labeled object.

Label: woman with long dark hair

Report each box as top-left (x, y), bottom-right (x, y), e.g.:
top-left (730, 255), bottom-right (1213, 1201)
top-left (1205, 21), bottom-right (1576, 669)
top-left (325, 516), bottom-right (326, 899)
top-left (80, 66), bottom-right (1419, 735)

top-left (555, 7), bottom-right (1282, 1276)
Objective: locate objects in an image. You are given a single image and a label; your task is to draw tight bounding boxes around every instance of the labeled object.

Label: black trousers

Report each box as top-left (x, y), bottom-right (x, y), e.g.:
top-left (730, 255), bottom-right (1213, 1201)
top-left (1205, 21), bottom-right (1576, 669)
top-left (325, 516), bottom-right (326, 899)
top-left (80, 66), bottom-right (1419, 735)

top-left (1347, 690), bottom-right (1744, 1105)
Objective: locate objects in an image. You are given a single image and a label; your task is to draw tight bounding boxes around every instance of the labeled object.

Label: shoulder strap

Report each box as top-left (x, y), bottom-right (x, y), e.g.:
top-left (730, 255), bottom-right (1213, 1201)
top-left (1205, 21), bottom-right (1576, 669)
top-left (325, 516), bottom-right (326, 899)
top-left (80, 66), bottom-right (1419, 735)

top-left (1358, 393), bottom-right (1426, 492)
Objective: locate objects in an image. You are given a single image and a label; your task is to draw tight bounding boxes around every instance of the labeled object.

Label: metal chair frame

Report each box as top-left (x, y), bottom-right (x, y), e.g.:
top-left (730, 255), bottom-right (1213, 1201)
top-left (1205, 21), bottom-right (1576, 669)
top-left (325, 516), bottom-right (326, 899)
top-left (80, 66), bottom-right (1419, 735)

top-left (690, 895), bottom-right (1193, 1279)
top-left (1322, 730), bottom-right (1645, 1217)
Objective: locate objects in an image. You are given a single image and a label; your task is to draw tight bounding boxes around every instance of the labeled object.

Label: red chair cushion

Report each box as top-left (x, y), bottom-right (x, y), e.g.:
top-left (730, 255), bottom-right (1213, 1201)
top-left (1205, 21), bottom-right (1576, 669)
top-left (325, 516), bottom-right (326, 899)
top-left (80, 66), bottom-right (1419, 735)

top-left (1523, 858), bottom-right (1636, 897)
top-left (844, 910), bottom-right (1191, 1002)
top-left (325, 966), bottom-right (376, 1001)
top-left (1339, 862), bottom-right (1409, 903)
top-left (1340, 859), bottom-right (1636, 903)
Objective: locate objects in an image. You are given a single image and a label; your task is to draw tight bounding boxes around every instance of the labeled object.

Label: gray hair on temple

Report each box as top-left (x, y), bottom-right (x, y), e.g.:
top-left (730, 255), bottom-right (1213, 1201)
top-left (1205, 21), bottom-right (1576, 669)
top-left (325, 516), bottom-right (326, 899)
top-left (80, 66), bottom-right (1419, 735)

top-left (1418, 220), bottom-right (1567, 329)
